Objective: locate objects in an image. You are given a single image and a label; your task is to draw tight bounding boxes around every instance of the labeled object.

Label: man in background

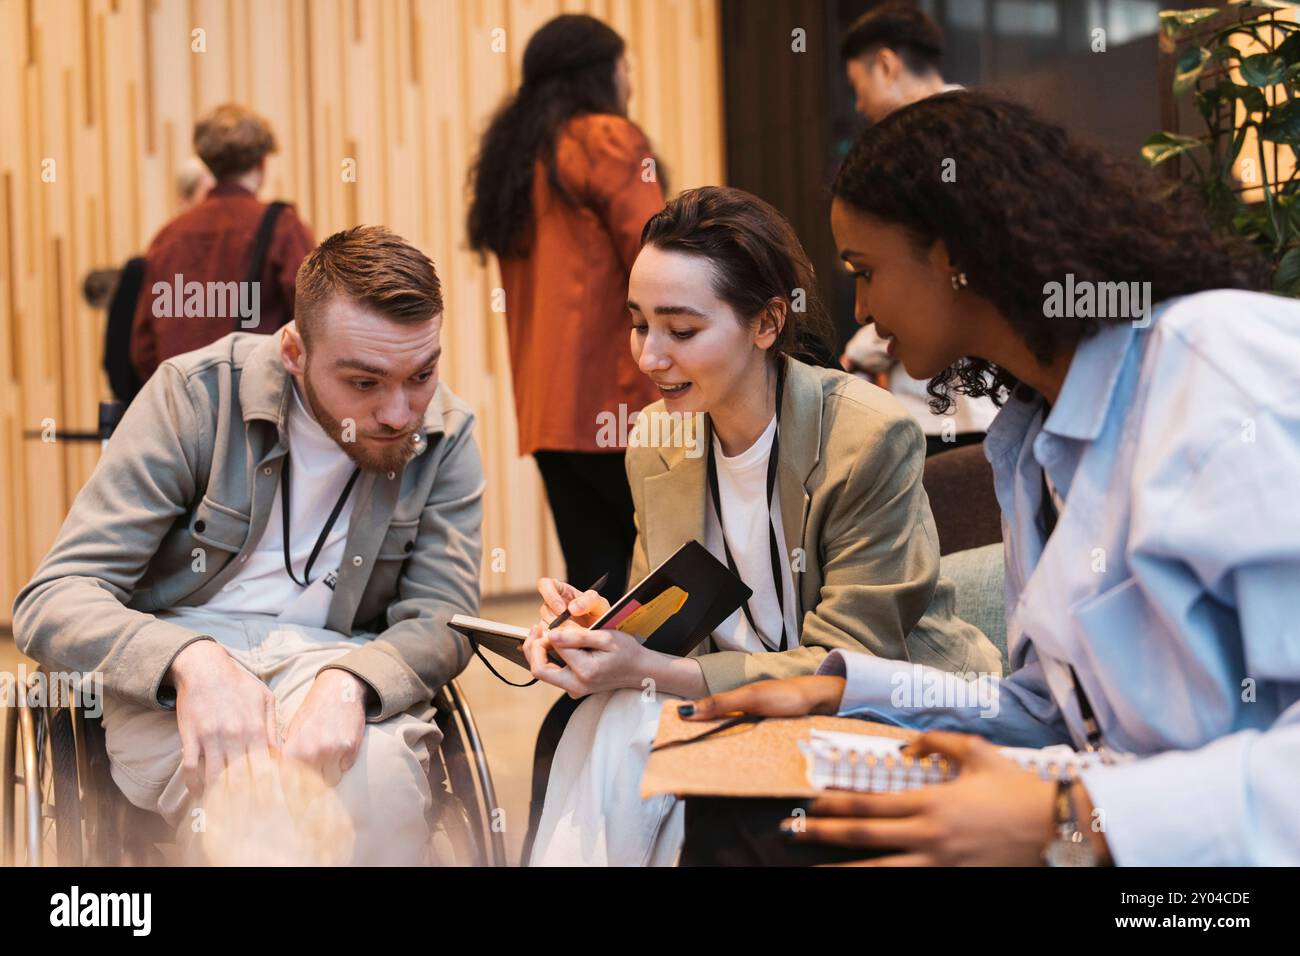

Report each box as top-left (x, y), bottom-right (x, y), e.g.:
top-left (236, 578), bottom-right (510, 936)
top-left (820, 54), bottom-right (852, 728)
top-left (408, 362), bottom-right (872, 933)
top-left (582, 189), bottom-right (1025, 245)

top-left (839, 2), bottom-right (998, 455)
top-left (130, 103), bottom-right (315, 382)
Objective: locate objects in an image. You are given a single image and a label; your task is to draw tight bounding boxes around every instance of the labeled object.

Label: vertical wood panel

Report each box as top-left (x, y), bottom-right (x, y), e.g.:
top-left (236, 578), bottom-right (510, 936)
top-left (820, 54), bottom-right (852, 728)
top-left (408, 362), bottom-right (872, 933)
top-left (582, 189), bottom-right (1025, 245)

top-left (0, 0), bottom-right (725, 623)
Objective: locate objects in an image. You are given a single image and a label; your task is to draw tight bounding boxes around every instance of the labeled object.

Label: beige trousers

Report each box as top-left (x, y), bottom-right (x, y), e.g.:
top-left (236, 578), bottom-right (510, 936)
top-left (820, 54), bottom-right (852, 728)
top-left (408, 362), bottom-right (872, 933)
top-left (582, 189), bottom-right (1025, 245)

top-left (100, 607), bottom-right (441, 866)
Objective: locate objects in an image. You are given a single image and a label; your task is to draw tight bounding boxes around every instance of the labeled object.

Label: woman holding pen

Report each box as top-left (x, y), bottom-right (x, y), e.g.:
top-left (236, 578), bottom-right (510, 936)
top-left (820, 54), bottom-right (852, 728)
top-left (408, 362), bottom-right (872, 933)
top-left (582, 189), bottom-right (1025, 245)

top-left (521, 186), bottom-right (1001, 866)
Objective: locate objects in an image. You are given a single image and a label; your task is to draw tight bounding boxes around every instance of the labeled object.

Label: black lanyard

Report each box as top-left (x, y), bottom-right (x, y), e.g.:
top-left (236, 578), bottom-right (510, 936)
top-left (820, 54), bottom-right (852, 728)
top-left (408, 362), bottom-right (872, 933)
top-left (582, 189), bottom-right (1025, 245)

top-left (281, 453), bottom-right (361, 587)
top-left (705, 361), bottom-right (789, 653)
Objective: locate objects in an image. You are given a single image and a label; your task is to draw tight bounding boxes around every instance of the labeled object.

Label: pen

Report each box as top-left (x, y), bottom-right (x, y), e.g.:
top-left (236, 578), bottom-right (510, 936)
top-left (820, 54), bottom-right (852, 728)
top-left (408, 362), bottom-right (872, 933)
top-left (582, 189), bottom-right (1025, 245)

top-left (548, 571), bottom-right (609, 629)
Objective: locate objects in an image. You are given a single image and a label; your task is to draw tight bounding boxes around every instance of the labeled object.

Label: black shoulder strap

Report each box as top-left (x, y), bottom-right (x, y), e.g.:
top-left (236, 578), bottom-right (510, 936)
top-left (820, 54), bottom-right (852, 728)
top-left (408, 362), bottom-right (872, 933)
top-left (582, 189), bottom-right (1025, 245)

top-left (238, 200), bottom-right (288, 332)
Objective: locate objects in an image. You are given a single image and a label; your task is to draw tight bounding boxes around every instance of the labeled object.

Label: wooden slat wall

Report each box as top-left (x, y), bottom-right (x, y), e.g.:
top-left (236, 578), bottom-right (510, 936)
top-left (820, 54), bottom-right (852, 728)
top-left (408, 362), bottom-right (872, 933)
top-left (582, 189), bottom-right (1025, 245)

top-left (0, 0), bottom-right (725, 624)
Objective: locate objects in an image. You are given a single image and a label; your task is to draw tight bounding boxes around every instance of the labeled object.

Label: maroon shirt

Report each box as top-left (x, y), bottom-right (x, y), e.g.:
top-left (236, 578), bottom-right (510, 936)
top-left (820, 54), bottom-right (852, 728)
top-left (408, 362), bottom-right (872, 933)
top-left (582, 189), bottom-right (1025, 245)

top-left (130, 182), bottom-right (315, 381)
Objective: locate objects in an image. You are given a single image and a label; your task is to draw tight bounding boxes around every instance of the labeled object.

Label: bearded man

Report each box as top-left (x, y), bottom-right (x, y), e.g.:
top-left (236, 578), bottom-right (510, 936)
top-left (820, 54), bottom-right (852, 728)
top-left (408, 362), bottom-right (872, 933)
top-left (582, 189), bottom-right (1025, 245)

top-left (14, 226), bottom-right (484, 865)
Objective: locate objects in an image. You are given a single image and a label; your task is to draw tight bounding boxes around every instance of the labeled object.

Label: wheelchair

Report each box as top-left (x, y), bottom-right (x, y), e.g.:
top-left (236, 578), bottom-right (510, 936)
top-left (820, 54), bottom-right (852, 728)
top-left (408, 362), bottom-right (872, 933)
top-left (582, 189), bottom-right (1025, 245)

top-left (2, 669), bottom-right (506, 866)
top-left (5, 402), bottom-right (506, 866)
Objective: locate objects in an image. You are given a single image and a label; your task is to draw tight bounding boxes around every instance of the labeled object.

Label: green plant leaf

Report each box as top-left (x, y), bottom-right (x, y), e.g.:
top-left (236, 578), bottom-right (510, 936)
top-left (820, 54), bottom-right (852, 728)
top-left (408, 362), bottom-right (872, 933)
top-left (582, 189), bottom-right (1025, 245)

top-left (1240, 52), bottom-right (1288, 87)
top-left (1211, 44), bottom-right (1241, 64)
top-left (1175, 46), bottom-right (1213, 95)
top-left (1217, 80), bottom-right (1269, 113)
top-left (1279, 31), bottom-right (1300, 64)
top-left (1272, 246), bottom-right (1300, 294)
top-left (1140, 131), bottom-right (1208, 165)
top-left (1195, 88), bottom-right (1220, 120)
top-left (1160, 8), bottom-right (1221, 38)
top-left (1261, 98), bottom-right (1300, 141)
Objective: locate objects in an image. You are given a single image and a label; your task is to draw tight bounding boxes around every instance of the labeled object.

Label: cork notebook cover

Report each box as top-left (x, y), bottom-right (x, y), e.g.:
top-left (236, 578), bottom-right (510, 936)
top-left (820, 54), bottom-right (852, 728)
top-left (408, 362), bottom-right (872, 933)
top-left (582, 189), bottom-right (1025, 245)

top-left (642, 700), bottom-right (917, 799)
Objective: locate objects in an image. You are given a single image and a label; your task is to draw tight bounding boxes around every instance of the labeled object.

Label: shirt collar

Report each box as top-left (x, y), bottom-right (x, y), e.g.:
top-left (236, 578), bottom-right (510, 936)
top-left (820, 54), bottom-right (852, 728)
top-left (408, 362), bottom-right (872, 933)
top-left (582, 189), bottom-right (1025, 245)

top-left (1041, 320), bottom-right (1138, 442)
top-left (208, 181), bottom-right (255, 199)
top-left (983, 316), bottom-right (1145, 472)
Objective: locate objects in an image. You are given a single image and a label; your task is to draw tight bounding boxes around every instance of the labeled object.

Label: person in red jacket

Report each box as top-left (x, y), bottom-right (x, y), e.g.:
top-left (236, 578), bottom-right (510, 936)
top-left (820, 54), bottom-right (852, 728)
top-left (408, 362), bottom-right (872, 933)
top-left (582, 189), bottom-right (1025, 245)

top-left (466, 14), bottom-right (665, 604)
top-left (131, 103), bottom-right (315, 381)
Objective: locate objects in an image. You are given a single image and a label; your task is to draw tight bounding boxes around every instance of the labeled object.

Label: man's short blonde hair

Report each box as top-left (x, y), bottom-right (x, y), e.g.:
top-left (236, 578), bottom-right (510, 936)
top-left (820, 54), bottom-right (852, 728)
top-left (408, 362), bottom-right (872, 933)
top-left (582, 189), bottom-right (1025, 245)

top-left (193, 103), bottom-right (277, 180)
top-left (295, 227), bottom-right (444, 347)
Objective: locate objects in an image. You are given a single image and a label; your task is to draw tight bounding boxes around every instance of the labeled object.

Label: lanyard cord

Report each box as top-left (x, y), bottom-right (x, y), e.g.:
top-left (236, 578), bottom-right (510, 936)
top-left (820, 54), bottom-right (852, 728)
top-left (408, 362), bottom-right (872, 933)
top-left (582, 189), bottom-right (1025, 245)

top-left (706, 360), bottom-right (789, 654)
top-left (281, 453), bottom-right (362, 587)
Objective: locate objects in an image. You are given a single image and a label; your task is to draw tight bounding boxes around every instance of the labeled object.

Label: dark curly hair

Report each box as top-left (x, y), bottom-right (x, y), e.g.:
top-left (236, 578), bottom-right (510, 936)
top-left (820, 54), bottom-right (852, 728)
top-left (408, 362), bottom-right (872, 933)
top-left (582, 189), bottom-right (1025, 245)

top-left (831, 90), bottom-right (1270, 411)
top-left (466, 14), bottom-right (626, 259)
top-left (640, 186), bottom-right (838, 369)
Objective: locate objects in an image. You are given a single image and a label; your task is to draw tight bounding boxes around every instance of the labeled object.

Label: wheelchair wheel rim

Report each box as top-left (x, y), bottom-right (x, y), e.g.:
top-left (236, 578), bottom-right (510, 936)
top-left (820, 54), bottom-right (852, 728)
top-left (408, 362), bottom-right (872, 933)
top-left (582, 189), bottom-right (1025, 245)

top-left (15, 703), bottom-right (84, 866)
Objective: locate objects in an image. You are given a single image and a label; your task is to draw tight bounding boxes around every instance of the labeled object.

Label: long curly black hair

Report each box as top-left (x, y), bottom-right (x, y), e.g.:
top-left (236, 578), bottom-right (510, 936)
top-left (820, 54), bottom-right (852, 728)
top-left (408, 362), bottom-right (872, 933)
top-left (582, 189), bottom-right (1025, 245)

top-left (466, 15), bottom-right (626, 259)
top-left (831, 90), bottom-right (1270, 411)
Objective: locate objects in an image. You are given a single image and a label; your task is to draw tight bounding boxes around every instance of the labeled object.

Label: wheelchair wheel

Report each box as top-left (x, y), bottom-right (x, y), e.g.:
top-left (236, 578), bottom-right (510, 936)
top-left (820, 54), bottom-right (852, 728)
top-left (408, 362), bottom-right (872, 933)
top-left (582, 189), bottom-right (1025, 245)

top-left (426, 748), bottom-right (483, 866)
top-left (433, 680), bottom-right (506, 867)
top-left (2, 700), bottom-right (16, 866)
top-left (13, 696), bottom-right (85, 866)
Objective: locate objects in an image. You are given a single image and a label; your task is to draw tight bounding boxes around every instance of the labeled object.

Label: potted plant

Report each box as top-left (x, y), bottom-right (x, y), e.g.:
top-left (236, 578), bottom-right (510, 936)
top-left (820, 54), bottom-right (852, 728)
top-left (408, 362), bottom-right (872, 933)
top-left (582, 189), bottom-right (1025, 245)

top-left (1142, 1), bottom-right (1300, 291)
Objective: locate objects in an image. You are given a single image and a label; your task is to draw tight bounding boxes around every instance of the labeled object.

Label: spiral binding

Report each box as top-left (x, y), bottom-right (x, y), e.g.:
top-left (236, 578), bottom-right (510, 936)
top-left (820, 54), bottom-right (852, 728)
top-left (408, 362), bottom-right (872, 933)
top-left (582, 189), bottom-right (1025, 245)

top-left (801, 736), bottom-right (1127, 792)
top-left (809, 746), bottom-right (956, 792)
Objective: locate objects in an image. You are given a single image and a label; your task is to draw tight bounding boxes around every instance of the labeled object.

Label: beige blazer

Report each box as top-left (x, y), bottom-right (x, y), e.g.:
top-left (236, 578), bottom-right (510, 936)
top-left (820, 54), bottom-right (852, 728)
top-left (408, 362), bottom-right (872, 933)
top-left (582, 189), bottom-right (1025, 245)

top-left (626, 356), bottom-right (1002, 694)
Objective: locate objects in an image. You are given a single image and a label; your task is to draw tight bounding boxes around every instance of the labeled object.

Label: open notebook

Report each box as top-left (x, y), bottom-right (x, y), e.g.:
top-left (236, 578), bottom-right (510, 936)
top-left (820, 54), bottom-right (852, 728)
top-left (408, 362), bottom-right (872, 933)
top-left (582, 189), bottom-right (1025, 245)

top-left (450, 540), bottom-right (750, 680)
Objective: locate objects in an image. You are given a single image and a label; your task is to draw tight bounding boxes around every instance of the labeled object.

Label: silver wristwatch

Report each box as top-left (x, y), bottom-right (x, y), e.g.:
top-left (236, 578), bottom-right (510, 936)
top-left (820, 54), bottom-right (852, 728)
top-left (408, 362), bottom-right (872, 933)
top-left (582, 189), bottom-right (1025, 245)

top-left (1043, 778), bottom-right (1099, 867)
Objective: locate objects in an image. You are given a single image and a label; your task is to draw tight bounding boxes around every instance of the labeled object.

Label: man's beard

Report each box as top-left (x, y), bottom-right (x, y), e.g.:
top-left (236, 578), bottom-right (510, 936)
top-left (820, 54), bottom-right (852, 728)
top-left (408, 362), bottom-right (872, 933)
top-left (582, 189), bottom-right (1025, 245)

top-left (301, 368), bottom-right (419, 474)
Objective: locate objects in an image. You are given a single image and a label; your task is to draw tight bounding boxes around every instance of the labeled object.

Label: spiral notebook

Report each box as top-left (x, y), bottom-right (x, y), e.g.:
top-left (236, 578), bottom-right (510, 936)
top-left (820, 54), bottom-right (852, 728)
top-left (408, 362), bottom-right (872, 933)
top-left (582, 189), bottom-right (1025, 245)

top-left (642, 702), bottom-right (1131, 799)
top-left (800, 729), bottom-right (1132, 792)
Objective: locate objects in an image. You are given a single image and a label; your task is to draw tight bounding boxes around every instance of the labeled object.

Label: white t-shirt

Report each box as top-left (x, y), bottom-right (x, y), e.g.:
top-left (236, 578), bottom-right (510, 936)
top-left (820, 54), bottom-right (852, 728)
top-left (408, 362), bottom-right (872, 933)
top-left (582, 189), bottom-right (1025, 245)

top-left (197, 382), bottom-right (357, 625)
top-left (703, 415), bottom-right (800, 654)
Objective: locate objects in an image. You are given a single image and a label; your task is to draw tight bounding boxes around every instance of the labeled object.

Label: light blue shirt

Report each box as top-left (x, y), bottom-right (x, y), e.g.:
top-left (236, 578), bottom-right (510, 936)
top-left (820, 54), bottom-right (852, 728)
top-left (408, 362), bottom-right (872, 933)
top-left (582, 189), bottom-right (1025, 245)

top-left (818, 289), bottom-right (1300, 865)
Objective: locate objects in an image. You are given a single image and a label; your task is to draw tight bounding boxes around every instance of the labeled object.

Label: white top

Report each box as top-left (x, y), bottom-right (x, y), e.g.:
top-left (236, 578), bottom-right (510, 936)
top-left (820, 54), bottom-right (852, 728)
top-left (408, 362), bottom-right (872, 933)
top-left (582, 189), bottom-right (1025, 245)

top-left (703, 415), bottom-right (800, 654)
top-left (843, 324), bottom-right (999, 436)
top-left (197, 382), bottom-right (357, 625)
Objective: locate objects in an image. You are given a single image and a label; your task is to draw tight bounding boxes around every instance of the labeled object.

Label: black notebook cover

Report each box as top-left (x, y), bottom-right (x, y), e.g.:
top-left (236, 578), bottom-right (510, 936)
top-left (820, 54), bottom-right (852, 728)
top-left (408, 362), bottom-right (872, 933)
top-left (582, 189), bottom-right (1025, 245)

top-left (592, 539), bottom-right (752, 657)
top-left (449, 539), bottom-right (752, 684)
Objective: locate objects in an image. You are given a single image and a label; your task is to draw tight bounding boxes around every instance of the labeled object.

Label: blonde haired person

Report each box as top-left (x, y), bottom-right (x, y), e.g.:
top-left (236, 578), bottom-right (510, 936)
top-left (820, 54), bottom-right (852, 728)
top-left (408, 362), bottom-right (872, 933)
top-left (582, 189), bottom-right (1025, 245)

top-left (130, 103), bottom-right (315, 381)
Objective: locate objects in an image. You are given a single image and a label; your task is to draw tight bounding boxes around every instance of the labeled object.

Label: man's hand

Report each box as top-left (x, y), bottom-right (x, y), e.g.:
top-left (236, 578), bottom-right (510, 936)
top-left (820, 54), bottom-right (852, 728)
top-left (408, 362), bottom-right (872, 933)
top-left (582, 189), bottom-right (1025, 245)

top-left (679, 675), bottom-right (847, 720)
top-left (168, 640), bottom-right (280, 797)
top-left (783, 730), bottom-right (1067, 866)
top-left (281, 669), bottom-right (368, 787)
